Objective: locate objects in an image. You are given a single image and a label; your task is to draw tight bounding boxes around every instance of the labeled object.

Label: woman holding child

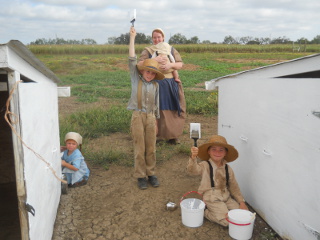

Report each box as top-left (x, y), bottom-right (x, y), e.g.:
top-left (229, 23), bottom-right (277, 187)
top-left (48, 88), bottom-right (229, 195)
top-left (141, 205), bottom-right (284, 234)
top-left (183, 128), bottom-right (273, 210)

top-left (138, 28), bottom-right (186, 144)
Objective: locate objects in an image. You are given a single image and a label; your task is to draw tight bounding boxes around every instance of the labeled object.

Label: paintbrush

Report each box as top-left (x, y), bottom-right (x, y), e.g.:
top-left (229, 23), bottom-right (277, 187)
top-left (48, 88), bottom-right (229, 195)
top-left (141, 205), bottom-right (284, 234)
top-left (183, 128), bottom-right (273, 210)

top-left (130, 9), bottom-right (136, 26)
top-left (190, 123), bottom-right (201, 147)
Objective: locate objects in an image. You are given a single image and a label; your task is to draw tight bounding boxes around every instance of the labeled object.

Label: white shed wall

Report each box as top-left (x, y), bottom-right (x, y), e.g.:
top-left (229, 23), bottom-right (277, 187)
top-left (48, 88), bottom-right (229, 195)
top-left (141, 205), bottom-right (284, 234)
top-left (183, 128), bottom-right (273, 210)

top-left (217, 76), bottom-right (320, 240)
top-left (19, 81), bottom-right (61, 240)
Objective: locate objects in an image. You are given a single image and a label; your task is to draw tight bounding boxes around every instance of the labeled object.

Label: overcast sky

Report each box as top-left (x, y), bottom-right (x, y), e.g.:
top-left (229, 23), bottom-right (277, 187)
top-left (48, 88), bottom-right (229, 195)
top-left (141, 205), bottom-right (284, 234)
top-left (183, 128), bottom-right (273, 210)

top-left (1, 0), bottom-right (319, 45)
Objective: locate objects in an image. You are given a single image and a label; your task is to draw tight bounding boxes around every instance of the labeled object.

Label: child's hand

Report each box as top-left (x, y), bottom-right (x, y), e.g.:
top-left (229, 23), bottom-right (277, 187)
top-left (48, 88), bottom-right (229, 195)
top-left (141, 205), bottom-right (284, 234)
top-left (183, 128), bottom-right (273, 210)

top-left (130, 26), bottom-right (136, 38)
top-left (60, 146), bottom-right (67, 152)
top-left (239, 201), bottom-right (248, 210)
top-left (155, 55), bottom-right (167, 65)
top-left (61, 160), bottom-right (67, 167)
top-left (191, 146), bottom-right (198, 159)
top-left (174, 77), bottom-right (181, 83)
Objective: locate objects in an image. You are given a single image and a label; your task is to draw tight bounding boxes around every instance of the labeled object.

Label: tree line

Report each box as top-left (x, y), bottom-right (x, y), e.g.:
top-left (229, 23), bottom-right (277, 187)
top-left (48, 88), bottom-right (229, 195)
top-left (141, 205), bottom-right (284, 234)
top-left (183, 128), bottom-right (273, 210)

top-left (30, 38), bottom-right (97, 45)
top-left (29, 33), bottom-right (320, 45)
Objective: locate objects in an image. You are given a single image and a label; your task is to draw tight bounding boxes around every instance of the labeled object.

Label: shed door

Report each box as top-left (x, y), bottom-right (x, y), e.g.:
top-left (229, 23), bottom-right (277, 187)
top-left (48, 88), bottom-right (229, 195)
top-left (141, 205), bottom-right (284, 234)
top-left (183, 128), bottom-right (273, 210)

top-left (17, 81), bottom-right (61, 240)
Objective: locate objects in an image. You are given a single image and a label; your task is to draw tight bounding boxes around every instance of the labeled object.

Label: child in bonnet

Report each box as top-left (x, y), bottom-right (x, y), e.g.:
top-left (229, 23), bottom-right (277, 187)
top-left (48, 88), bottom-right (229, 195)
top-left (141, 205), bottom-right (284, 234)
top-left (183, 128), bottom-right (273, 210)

top-left (61, 132), bottom-right (90, 187)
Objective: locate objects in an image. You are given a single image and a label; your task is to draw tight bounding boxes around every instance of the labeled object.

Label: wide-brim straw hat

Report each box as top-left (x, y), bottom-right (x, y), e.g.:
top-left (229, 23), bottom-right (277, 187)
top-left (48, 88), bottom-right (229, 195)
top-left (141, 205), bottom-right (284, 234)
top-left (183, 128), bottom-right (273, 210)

top-left (198, 135), bottom-right (238, 162)
top-left (65, 132), bottom-right (82, 146)
top-left (137, 59), bottom-right (165, 80)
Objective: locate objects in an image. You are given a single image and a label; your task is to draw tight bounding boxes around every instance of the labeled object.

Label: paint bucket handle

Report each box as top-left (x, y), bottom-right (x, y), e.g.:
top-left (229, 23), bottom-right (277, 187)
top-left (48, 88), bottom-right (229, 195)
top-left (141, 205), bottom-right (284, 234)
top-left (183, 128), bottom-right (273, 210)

top-left (180, 191), bottom-right (205, 204)
top-left (226, 216), bottom-right (251, 226)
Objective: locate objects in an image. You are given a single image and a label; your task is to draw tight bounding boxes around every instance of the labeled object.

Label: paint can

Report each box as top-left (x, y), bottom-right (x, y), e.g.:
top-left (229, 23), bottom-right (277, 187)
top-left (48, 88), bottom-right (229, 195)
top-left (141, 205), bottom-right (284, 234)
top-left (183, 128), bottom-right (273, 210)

top-left (227, 209), bottom-right (256, 240)
top-left (180, 191), bottom-right (206, 228)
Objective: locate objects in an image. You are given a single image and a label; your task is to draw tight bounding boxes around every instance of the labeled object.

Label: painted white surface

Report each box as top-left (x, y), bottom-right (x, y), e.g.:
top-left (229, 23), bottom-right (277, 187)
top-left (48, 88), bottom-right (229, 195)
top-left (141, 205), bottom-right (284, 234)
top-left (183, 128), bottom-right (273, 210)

top-left (58, 86), bottom-right (71, 97)
top-left (0, 45), bottom-right (9, 65)
top-left (208, 56), bottom-right (320, 240)
top-left (19, 81), bottom-right (61, 240)
top-left (3, 40), bottom-right (61, 240)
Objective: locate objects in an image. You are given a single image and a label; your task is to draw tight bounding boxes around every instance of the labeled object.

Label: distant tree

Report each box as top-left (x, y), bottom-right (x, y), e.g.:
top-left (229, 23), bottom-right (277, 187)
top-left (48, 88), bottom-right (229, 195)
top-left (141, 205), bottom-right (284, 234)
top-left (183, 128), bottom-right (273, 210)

top-left (239, 36), bottom-right (252, 45)
top-left (295, 37), bottom-right (309, 44)
top-left (30, 38), bottom-right (47, 45)
top-left (109, 32), bottom-right (151, 44)
top-left (114, 33), bottom-right (130, 44)
top-left (29, 37), bottom-right (96, 45)
top-left (81, 38), bottom-right (97, 45)
top-left (107, 36), bottom-right (116, 44)
top-left (186, 36), bottom-right (200, 44)
top-left (259, 37), bottom-right (271, 45)
top-left (222, 35), bottom-right (239, 44)
top-left (169, 33), bottom-right (187, 44)
top-left (310, 35), bottom-right (320, 44)
top-left (202, 40), bottom-right (211, 44)
top-left (270, 36), bottom-right (291, 44)
top-left (247, 40), bottom-right (260, 45)
top-left (135, 33), bottom-right (152, 44)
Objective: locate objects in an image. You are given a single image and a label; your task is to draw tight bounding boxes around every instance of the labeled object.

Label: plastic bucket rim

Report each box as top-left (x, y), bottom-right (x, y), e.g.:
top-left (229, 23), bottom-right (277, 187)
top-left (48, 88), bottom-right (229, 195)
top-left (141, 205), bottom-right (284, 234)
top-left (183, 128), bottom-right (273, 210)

top-left (228, 209), bottom-right (255, 224)
top-left (180, 198), bottom-right (205, 211)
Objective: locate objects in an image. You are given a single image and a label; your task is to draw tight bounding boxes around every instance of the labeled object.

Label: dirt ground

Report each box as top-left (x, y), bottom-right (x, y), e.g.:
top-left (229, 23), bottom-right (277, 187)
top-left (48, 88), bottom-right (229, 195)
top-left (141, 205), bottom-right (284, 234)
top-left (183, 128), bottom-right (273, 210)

top-left (52, 98), bottom-right (281, 240)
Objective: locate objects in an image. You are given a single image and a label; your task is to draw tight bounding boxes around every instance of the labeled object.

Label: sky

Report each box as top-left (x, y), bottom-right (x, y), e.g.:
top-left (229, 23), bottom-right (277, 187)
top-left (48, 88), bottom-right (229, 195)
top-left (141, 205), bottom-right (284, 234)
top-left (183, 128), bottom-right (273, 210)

top-left (0, 0), bottom-right (319, 45)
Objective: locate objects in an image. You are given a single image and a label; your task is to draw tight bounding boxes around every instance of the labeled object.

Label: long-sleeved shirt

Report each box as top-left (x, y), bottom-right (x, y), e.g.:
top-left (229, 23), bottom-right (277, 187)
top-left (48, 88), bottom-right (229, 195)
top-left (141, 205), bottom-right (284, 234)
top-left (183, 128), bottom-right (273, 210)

top-left (186, 158), bottom-right (245, 204)
top-left (127, 56), bottom-right (160, 119)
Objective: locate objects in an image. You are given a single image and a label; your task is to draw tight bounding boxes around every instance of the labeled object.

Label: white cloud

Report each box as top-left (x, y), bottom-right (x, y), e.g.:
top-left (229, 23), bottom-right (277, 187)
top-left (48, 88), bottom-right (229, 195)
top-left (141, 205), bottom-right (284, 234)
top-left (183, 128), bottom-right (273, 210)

top-left (0, 0), bottom-right (319, 44)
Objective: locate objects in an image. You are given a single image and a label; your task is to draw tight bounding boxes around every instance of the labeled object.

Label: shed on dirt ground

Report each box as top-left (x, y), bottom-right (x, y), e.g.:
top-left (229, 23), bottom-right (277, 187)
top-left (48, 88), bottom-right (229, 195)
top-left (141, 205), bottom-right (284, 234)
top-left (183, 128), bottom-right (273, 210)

top-left (205, 54), bottom-right (320, 240)
top-left (0, 40), bottom-right (61, 240)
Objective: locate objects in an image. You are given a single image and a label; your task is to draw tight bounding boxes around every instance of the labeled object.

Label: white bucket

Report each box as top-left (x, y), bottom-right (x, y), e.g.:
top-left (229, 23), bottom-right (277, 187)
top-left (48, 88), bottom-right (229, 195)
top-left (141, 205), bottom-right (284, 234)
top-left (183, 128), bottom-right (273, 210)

top-left (180, 198), bottom-right (205, 227)
top-left (227, 209), bottom-right (255, 240)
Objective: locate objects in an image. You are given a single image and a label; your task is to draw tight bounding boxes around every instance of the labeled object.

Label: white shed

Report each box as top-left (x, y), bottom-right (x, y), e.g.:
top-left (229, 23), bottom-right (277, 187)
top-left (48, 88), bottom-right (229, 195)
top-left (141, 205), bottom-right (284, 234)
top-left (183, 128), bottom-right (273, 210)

top-left (205, 54), bottom-right (320, 240)
top-left (0, 40), bottom-right (61, 240)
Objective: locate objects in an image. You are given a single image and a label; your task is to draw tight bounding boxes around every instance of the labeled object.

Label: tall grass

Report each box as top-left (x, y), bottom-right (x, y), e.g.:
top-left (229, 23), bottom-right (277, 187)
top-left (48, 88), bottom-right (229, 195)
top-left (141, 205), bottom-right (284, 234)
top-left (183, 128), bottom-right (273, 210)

top-left (29, 44), bottom-right (320, 55)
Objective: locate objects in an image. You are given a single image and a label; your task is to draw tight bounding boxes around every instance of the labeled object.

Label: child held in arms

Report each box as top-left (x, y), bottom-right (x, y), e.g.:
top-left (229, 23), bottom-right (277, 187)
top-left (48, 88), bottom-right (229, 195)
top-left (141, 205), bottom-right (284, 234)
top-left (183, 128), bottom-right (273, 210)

top-left (128, 26), bottom-right (165, 190)
top-left (61, 132), bottom-right (90, 187)
top-left (187, 135), bottom-right (248, 227)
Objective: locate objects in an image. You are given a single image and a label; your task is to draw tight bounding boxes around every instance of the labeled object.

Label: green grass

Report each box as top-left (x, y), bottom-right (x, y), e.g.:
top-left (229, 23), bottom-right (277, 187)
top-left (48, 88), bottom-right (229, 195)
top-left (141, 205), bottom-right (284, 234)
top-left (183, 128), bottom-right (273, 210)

top-left (83, 148), bottom-right (131, 170)
top-left (59, 106), bottom-right (131, 143)
top-left (40, 47), bottom-right (317, 167)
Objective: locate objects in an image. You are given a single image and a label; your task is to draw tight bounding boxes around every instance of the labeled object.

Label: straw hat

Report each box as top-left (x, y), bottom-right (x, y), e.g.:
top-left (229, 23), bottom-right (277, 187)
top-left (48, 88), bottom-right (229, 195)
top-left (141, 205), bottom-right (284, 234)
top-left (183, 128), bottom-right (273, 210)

top-left (198, 135), bottom-right (238, 162)
top-left (152, 28), bottom-right (165, 39)
top-left (65, 132), bottom-right (82, 146)
top-left (137, 59), bottom-right (165, 80)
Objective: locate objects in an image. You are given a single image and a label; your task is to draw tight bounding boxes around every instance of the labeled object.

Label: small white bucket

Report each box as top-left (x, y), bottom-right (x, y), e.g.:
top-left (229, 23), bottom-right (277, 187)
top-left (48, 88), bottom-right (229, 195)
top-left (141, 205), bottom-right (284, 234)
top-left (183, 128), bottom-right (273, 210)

top-left (180, 191), bottom-right (206, 228)
top-left (227, 209), bottom-right (255, 240)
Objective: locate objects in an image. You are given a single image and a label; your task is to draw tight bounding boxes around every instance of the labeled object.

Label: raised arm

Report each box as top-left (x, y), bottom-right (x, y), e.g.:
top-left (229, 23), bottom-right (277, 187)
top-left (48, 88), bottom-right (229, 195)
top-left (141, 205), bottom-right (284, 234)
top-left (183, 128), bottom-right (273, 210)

top-left (129, 26), bottom-right (136, 57)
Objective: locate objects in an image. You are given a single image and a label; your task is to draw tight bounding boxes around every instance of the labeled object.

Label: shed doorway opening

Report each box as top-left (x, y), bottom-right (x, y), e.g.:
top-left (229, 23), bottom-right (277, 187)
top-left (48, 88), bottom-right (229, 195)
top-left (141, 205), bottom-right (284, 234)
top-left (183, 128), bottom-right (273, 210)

top-left (0, 73), bottom-right (22, 240)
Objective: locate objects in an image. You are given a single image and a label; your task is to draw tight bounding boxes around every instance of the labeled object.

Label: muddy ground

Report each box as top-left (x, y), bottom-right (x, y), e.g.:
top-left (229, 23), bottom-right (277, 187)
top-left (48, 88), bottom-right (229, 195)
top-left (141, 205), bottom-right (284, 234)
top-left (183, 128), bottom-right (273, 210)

top-left (52, 98), bottom-right (281, 240)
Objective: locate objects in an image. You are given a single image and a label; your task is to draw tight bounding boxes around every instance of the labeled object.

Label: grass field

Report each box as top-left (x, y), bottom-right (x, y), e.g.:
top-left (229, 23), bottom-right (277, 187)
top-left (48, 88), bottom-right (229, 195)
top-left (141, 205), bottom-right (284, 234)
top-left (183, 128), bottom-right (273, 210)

top-left (32, 46), bottom-right (317, 166)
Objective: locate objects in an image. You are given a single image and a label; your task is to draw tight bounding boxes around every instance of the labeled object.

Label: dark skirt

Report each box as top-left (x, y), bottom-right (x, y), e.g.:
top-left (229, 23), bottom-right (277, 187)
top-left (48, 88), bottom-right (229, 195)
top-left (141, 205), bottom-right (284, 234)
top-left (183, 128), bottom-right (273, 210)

top-left (155, 78), bottom-right (186, 139)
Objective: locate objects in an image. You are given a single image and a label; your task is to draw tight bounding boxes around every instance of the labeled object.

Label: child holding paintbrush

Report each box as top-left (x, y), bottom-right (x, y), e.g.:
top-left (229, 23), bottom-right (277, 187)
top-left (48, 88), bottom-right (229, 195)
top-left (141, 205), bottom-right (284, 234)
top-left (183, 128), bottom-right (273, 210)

top-left (128, 26), bottom-right (165, 190)
top-left (187, 135), bottom-right (248, 227)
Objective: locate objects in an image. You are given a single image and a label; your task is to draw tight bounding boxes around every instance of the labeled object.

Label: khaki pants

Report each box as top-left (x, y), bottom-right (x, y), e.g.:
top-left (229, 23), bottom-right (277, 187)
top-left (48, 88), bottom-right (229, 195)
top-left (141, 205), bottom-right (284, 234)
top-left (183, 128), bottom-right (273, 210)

top-left (203, 188), bottom-right (240, 227)
top-left (130, 111), bottom-right (157, 178)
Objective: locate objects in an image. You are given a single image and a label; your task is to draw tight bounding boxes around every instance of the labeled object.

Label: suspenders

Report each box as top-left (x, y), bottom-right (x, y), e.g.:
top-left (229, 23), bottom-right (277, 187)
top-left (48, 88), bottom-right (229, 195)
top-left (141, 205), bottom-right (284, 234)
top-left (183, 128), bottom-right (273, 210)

top-left (206, 161), bottom-right (229, 188)
top-left (137, 78), bottom-right (157, 110)
top-left (137, 79), bottom-right (143, 110)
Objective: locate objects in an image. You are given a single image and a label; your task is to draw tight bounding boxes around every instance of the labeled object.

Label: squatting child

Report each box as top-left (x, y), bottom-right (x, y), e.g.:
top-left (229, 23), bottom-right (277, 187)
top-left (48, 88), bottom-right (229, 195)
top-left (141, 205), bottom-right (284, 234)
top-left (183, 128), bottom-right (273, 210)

top-left (187, 135), bottom-right (248, 227)
top-left (128, 26), bottom-right (165, 190)
top-left (61, 132), bottom-right (90, 187)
